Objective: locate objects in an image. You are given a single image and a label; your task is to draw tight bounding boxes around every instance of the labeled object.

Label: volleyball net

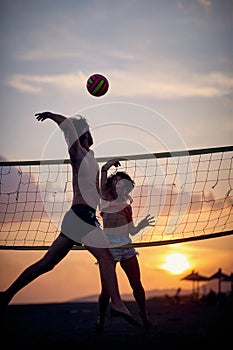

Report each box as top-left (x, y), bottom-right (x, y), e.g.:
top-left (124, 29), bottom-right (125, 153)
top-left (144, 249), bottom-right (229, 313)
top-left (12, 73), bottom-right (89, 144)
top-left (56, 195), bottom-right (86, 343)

top-left (0, 145), bottom-right (232, 250)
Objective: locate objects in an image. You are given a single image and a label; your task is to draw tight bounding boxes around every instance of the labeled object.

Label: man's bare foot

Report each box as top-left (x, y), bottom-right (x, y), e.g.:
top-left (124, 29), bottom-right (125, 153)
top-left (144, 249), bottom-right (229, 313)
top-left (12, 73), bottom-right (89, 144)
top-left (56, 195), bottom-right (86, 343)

top-left (0, 291), bottom-right (10, 315)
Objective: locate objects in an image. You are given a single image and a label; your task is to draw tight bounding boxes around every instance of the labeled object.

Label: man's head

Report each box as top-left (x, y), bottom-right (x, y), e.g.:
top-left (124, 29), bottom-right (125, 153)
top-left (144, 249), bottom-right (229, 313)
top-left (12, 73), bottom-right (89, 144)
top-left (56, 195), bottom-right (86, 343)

top-left (70, 115), bottom-right (93, 147)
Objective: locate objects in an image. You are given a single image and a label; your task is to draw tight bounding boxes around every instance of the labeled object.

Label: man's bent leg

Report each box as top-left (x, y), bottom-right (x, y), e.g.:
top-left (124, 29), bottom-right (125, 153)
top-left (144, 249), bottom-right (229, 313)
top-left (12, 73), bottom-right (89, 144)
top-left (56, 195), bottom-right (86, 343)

top-left (0, 234), bottom-right (73, 312)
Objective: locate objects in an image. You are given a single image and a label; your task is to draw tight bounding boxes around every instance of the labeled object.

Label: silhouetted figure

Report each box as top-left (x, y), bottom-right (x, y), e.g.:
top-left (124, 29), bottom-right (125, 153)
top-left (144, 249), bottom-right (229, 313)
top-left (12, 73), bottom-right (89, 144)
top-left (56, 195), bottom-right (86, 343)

top-left (174, 288), bottom-right (181, 304)
top-left (0, 112), bottom-right (140, 327)
top-left (96, 159), bottom-right (155, 334)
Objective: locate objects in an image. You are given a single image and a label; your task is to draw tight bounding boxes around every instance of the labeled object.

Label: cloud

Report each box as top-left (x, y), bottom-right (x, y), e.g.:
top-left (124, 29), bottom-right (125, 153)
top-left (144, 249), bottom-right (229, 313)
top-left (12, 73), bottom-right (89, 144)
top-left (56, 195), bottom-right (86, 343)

top-left (7, 71), bottom-right (87, 95)
top-left (197, 0), bottom-right (212, 8)
top-left (110, 69), bottom-right (233, 99)
top-left (15, 50), bottom-right (83, 62)
top-left (6, 69), bottom-right (233, 99)
top-left (0, 154), bottom-right (7, 162)
top-left (7, 75), bottom-right (42, 94)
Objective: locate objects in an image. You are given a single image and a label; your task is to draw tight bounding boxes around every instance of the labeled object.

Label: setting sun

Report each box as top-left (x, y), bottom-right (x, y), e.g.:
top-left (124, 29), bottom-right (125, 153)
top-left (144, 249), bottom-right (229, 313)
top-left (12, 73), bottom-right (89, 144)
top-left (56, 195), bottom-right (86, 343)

top-left (162, 253), bottom-right (190, 274)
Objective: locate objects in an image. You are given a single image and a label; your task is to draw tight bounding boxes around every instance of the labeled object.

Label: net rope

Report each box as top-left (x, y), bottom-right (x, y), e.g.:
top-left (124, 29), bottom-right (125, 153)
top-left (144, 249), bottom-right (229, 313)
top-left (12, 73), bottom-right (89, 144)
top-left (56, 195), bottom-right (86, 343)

top-left (0, 146), bottom-right (232, 250)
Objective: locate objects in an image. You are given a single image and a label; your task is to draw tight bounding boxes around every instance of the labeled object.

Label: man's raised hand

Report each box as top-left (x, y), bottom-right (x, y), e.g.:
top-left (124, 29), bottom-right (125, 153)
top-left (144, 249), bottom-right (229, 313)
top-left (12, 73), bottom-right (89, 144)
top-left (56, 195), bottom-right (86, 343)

top-left (35, 112), bottom-right (53, 122)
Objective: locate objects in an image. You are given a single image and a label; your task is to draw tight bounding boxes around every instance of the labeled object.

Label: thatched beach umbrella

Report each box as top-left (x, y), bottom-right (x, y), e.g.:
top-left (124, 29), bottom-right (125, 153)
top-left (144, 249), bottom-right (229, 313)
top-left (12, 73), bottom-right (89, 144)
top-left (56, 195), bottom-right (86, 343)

top-left (181, 270), bottom-right (208, 293)
top-left (192, 272), bottom-right (208, 294)
top-left (208, 268), bottom-right (229, 294)
top-left (222, 272), bottom-right (233, 292)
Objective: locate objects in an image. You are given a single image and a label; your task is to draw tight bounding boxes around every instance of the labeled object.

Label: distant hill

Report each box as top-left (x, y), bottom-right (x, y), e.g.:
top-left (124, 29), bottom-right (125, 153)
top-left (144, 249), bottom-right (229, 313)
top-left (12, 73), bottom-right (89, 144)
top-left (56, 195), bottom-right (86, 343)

top-left (68, 288), bottom-right (192, 303)
top-left (67, 280), bottom-right (232, 303)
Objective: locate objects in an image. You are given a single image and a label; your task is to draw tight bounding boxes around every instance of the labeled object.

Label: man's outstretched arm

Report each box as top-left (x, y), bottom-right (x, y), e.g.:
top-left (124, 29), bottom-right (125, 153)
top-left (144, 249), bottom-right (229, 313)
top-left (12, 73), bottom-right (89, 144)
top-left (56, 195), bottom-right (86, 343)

top-left (35, 111), bottom-right (67, 125)
top-left (35, 111), bottom-right (80, 160)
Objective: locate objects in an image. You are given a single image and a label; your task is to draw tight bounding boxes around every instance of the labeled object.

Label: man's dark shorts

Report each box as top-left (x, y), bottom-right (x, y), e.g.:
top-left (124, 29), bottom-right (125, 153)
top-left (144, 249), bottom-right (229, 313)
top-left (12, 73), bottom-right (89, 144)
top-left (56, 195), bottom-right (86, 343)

top-left (61, 204), bottom-right (100, 245)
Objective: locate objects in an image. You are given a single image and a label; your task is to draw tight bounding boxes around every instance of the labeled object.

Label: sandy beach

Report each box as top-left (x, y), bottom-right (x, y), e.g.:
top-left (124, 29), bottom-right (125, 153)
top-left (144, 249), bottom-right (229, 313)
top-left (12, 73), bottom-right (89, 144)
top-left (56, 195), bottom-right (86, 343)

top-left (1, 294), bottom-right (232, 349)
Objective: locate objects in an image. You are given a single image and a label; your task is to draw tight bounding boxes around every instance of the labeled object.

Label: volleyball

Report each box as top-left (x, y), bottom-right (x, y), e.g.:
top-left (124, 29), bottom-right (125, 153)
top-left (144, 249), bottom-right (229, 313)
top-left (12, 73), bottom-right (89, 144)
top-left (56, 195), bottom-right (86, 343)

top-left (86, 74), bottom-right (109, 97)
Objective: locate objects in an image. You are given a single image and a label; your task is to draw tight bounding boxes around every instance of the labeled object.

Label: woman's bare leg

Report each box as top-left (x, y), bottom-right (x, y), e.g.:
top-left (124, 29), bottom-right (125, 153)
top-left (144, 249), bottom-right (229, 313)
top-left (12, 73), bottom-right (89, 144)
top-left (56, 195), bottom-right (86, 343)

top-left (120, 256), bottom-right (151, 329)
top-left (86, 246), bottom-right (141, 329)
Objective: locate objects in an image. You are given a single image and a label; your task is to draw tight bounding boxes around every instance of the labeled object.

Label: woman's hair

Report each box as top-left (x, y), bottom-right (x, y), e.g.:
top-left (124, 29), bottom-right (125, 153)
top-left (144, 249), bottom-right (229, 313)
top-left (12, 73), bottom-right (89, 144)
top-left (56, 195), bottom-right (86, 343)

top-left (105, 171), bottom-right (135, 201)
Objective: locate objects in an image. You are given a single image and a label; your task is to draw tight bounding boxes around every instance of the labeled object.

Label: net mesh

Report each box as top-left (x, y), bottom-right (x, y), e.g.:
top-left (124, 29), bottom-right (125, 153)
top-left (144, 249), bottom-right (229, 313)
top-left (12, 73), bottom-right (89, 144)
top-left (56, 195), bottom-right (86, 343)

top-left (0, 146), bottom-right (232, 249)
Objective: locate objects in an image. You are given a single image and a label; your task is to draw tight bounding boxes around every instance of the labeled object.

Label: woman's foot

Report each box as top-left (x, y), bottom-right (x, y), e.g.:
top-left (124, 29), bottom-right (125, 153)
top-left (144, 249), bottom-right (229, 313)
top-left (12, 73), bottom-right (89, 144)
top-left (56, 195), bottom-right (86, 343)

top-left (139, 312), bottom-right (153, 330)
top-left (96, 316), bottom-right (105, 336)
top-left (142, 318), bottom-right (153, 330)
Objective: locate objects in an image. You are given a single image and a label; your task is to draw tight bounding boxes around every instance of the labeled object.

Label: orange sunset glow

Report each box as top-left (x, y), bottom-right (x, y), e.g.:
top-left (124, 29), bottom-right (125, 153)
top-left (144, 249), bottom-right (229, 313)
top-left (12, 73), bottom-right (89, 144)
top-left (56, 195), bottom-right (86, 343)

top-left (162, 253), bottom-right (190, 274)
top-left (0, 0), bottom-right (232, 309)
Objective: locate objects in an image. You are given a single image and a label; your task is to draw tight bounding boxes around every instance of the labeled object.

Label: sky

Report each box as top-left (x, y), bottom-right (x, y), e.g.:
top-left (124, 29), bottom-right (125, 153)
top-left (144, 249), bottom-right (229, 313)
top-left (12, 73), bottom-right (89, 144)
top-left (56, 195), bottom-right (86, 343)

top-left (0, 0), bottom-right (232, 304)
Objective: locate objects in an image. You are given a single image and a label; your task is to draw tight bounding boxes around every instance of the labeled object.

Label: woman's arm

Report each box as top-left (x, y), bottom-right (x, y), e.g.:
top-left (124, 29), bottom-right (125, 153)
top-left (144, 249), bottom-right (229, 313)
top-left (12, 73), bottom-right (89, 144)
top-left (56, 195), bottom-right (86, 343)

top-left (100, 159), bottom-right (121, 199)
